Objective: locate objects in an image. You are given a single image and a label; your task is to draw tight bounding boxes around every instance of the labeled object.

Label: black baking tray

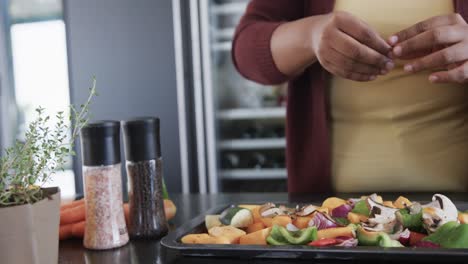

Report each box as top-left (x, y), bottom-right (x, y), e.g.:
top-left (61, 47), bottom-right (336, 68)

top-left (161, 202), bottom-right (468, 262)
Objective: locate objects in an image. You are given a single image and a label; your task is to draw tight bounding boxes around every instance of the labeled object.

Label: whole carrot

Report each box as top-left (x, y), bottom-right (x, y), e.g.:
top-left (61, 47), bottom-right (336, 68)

top-left (164, 199), bottom-right (177, 220)
top-left (60, 204), bottom-right (86, 225)
top-left (123, 200), bottom-right (176, 226)
top-left (71, 221), bottom-right (86, 238)
top-left (60, 199), bottom-right (85, 211)
top-left (59, 224), bottom-right (73, 240)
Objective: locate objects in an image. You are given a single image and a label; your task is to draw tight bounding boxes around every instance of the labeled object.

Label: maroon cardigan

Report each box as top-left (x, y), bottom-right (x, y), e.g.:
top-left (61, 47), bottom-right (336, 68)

top-left (232, 0), bottom-right (468, 193)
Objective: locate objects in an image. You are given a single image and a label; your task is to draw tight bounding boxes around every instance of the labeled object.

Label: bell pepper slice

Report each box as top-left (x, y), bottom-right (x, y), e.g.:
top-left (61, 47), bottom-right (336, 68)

top-left (308, 238), bottom-right (339, 247)
top-left (266, 225), bottom-right (317, 245)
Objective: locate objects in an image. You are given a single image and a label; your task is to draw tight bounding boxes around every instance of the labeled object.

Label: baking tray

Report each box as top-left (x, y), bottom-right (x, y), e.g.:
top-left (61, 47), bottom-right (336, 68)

top-left (161, 202), bottom-right (468, 262)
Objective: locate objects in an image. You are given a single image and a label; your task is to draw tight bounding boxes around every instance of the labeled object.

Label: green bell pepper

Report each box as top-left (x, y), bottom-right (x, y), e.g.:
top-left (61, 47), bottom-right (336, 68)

top-left (334, 217), bottom-right (351, 226)
top-left (267, 225), bottom-right (317, 245)
top-left (266, 236), bottom-right (290, 246)
top-left (352, 200), bottom-right (371, 216)
top-left (423, 222), bottom-right (468, 249)
top-left (396, 208), bottom-right (423, 232)
top-left (357, 226), bottom-right (403, 247)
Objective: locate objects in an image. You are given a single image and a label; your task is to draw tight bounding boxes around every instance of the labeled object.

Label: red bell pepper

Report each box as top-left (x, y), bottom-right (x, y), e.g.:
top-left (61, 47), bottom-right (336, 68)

top-left (308, 238), bottom-right (339, 247)
top-left (409, 231), bottom-right (427, 246)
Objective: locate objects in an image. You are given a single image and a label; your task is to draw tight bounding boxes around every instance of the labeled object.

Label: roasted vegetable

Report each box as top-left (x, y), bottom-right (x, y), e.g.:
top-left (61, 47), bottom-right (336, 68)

top-left (356, 227), bottom-right (403, 247)
top-left (267, 225), bottom-right (317, 245)
top-left (423, 222), bottom-right (468, 249)
top-left (239, 227), bottom-right (271, 245)
top-left (347, 212), bottom-right (368, 224)
top-left (395, 208), bottom-right (423, 232)
top-left (219, 207), bottom-right (254, 228)
top-left (422, 194), bottom-right (458, 233)
top-left (322, 197), bottom-right (347, 211)
top-left (394, 196), bottom-right (412, 209)
top-left (317, 225), bottom-right (356, 240)
top-left (208, 226), bottom-right (246, 244)
top-left (352, 200), bottom-right (371, 217)
top-left (246, 222), bottom-right (265, 234)
top-left (181, 234), bottom-right (231, 244)
top-left (205, 215), bottom-right (222, 230)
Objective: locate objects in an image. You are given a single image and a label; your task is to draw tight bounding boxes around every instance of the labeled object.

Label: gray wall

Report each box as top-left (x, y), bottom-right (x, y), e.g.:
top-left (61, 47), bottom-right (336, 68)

top-left (64, 0), bottom-right (182, 194)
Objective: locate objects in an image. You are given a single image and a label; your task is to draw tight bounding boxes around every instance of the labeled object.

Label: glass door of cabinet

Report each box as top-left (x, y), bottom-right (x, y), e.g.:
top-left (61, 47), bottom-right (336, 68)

top-left (199, 0), bottom-right (288, 193)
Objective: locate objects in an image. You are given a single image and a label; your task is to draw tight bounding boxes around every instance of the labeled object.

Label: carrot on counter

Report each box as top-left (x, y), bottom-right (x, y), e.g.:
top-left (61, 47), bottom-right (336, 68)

top-left (71, 221), bottom-right (86, 238)
top-left (60, 204), bottom-right (86, 225)
top-left (59, 223), bottom-right (74, 240)
top-left (164, 199), bottom-right (177, 220)
top-left (59, 200), bottom-right (177, 240)
top-left (60, 199), bottom-right (85, 211)
top-left (123, 199), bottom-right (176, 225)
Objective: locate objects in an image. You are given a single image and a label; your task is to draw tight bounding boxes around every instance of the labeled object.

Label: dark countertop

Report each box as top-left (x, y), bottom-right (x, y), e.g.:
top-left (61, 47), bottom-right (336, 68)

top-left (59, 192), bottom-right (468, 264)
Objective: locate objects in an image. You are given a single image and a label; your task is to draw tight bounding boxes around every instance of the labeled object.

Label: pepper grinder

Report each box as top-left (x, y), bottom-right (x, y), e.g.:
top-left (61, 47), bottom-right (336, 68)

top-left (122, 117), bottom-right (168, 239)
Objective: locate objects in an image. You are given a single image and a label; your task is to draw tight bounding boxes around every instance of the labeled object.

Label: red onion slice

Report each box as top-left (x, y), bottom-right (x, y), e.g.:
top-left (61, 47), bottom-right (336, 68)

top-left (331, 204), bottom-right (353, 218)
top-left (308, 212), bottom-right (340, 230)
top-left (336, 237), bottom-right (359, 247)
top-left (398, 229), bottom-right (411, 246)
top-left (347, 198), bottom-right (361, 207)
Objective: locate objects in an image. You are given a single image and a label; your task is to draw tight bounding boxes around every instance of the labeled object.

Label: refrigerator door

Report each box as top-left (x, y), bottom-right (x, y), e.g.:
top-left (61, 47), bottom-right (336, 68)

top-left (179, 0), bottom-right (287, 193)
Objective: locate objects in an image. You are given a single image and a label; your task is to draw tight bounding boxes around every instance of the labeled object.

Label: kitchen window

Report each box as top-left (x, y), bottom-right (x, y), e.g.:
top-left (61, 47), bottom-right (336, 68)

top-left (3, 0), bottom-right (75, 200)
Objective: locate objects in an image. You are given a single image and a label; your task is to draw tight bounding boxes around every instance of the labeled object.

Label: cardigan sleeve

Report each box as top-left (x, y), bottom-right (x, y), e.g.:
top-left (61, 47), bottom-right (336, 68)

top-left (232, 0), bottom-right (305, 85)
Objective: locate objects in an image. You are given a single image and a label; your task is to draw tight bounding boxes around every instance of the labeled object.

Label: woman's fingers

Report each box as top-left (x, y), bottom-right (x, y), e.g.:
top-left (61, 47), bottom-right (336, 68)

top-left (392, 25), bottom-right (468, 58)
top-left (404, 42), bottom-right (468, 73)
top-left (389, 14), bottom-right (466, 45)
top-left (316, 11), bottom-right (394, 81)
top-left (332, 30), bottom-right (393, 70)
top-left (334, 11), bottom-right (391, 55)
top-left (322, 58), bottom-right (376, 82)
top-left (325, 45), bottom-right (383, 75)
top-left (429, 61), bottom-right (468, 84)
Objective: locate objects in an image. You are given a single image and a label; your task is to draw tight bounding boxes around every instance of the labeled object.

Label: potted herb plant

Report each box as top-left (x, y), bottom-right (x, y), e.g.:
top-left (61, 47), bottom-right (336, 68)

top-left (0, 79), bottom-right (97, 264)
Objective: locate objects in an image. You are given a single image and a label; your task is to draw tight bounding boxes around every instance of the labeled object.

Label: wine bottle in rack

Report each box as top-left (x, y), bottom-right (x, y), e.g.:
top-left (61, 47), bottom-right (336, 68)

top-left (221, 153), bottom-right (240, 169)
top-left (247, 152), bottom-right (267, 169)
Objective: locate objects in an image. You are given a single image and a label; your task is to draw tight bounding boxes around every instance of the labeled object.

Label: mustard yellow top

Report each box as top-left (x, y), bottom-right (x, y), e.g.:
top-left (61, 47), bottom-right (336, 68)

top-left (331, 0), bottom-right (468, 192)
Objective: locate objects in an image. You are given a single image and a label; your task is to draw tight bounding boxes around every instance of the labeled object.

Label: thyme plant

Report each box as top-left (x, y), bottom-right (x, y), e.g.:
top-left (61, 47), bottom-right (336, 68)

top-left (0, 78), bottom-right (98, 207)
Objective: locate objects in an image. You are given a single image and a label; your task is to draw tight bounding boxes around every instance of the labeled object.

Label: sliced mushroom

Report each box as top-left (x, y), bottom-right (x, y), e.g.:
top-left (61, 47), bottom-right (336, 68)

top-left (363, 221), bottom-right (397, 234)
top-left (363, 197), bottom-right (399, 233)
top-left (367, 197), bottom-right (398, 224)
top-left (259, 203), bottom-right (282, 218)
top-left (422, 194), bottom-right (459, 233)
top-left (278, 205), bottom-right (296, 216)
top-left (296, 204), bottom-right (318, 217)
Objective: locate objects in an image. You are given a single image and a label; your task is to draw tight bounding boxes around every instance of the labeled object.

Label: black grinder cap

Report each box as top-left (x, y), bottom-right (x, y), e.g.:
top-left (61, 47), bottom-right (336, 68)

top-left (80, 121), bottom-right (121, 166)
top-left (122, 117), bottom-right (161, 162)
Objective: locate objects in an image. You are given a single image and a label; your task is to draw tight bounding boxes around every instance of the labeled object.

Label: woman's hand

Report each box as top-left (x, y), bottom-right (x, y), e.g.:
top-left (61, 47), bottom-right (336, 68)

top-left (312, 11), bottom-right (394, 82)
top-left (389, 14), bottom-right (468, 83)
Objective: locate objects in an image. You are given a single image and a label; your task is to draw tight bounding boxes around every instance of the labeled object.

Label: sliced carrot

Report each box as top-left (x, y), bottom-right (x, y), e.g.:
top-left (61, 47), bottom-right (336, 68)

top-left (60, 199), bottom-right (85, 211)
top-left (71, 221), bottom-right (86, 238)
top-left (260, 217), bottom-right (273, 227)
top-left (60, 204), bottom-right (86, 225)
top-left (246, 222), bottom-right (265, 234)
top-left (271, 215), bottom-right (292, 227)
top-left (59, 223), bottom-right (73, 240)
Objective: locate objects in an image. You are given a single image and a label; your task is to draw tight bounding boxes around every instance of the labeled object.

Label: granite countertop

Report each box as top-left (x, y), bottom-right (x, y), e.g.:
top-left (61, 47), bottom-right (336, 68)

top-left (59, 192), bottom-right (468, 264)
